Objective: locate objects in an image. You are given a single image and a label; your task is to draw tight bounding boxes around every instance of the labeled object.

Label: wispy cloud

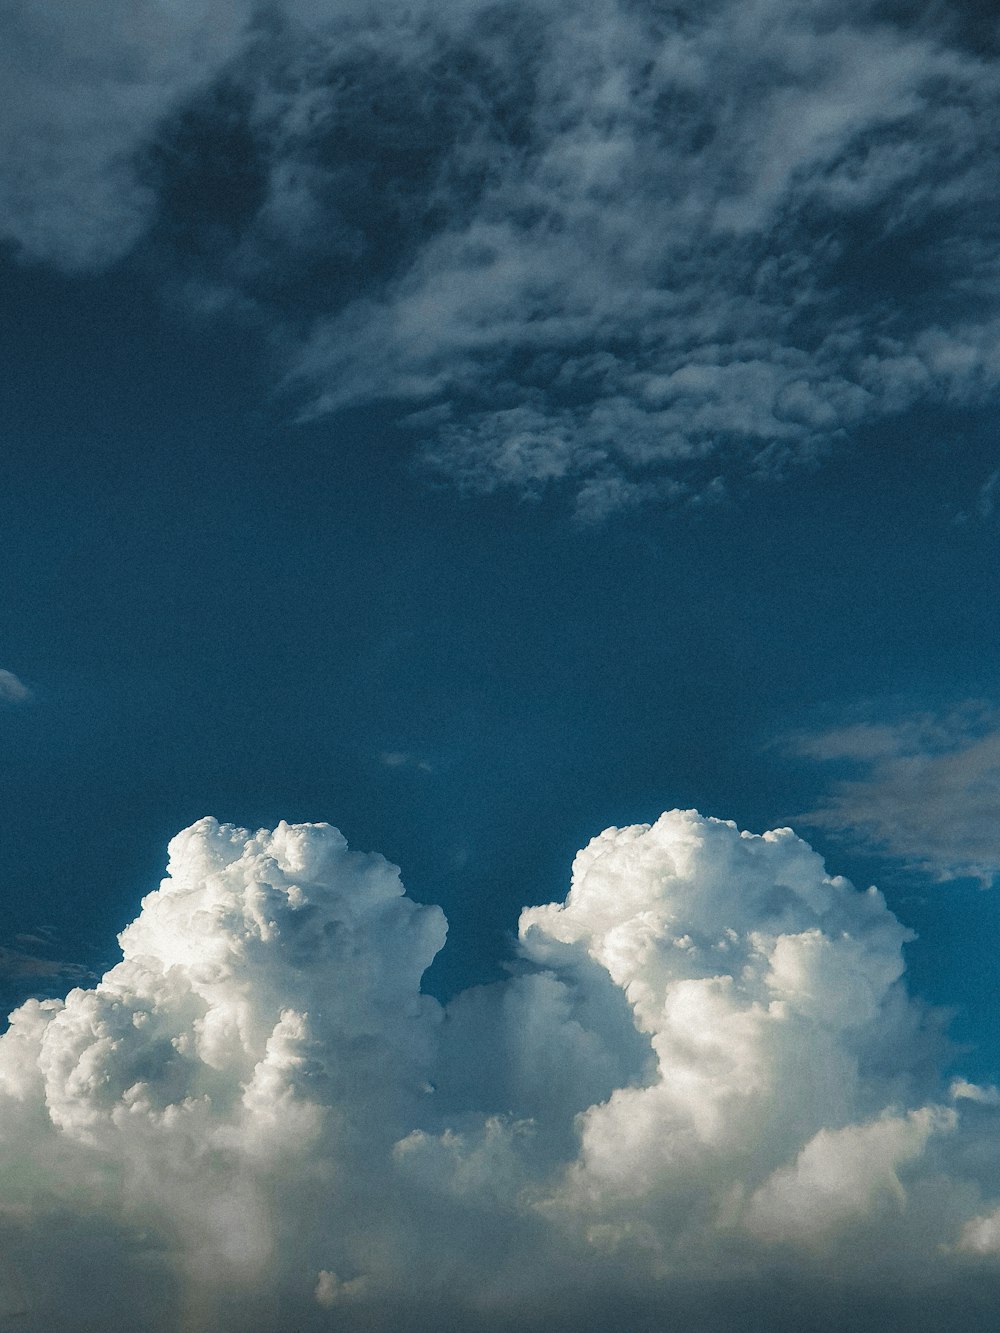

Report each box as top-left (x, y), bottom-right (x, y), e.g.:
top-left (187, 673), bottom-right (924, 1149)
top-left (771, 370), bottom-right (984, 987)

top-left (979, 471), bottom-right (1000, 520)
top-left (0, 0), bottom-right (254, 269)
top-left (276, 0), bottom-right (1000, 513)
top-left (791, 703), bottom-right (1000, 883)
top-left (956, 467), bottom-right (1000, 524)
top-left (380, 750), bottom-right (433, 773)
top-left (0, 944), bottom-right (92, 1010)
top-left (5, 2), bottom-right (1000, 512)
top-left (0, 669), bottom-right (31, 704)
top-left (0, 946), bottom-right (83, 982)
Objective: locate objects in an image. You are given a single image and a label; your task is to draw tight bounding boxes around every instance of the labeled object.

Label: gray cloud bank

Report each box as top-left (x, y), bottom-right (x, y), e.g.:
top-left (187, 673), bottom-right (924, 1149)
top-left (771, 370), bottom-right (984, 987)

top-left (4, 810), bottom-right (1000, 1329)
top-left (6, 0), bottom-right (1000, 512)
top-left (794, 702), bottom-right (1000, 883)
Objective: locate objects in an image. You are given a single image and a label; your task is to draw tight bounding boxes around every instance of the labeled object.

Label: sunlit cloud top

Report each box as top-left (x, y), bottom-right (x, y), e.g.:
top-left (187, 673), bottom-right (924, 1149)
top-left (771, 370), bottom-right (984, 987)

top-left (4, 810), bottom-right (1000, 1330)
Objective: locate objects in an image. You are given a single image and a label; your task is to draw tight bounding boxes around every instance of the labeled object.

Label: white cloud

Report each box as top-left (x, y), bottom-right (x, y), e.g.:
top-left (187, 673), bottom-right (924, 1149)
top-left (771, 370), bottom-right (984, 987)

top-left (0, 816), bottom-right (447, 1327)
top-left (3, 809), bottom-right (1000, 1327)
top-left (314, 1269), bottom-right (368, 1307)
top-left (793, 704), bottom-right (1000, 883)
top-left (951, 1078), bottom-right (1000, 1107)
top-left (959, 1206), bottom-right (1000, 1256)
top-left (516, 811), bottom-right (935, 1243)
top-left (744, 1107), bottom-right (955, 1245)
top-left (0, 670), bottom-right (31, 704)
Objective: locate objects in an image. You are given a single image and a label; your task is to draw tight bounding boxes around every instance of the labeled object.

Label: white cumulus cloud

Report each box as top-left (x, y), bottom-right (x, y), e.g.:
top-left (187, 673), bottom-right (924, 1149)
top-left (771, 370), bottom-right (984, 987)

top-left (1, 809), bottom-right (1000, 1329)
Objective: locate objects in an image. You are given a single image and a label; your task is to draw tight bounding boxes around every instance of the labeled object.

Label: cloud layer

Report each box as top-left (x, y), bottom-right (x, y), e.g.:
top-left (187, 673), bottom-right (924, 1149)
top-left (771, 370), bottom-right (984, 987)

top-left (4, 809), bottom-right (1000, 1329)
top-left (7, 0), bottom-right (1000, 511)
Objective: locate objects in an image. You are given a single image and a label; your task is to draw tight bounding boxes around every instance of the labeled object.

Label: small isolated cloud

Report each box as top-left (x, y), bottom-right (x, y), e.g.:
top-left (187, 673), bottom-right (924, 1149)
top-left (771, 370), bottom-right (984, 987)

top-left (951, 1079), bottom-right (1000, 1107)
top-left (4, 810), bottom-right (1000, 1329)
top-left (380, 750), bottom-right (433, 773)
top-left (954, 469), bottom-right (1000, 524)
top-left (314, 1270), bottom-right (369, 1308)
top-left (792, 703), bottom-right (1000, 883)
top-left (0, 943), bottom-right (93, 1026)
top-left (0, 669), bottom-right (31, 704)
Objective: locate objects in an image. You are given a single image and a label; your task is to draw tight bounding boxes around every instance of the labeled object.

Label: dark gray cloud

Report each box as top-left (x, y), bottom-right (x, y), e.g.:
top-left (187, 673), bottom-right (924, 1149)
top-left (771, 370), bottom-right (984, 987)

top-left (0, 0), bottom-right (254, 269)
top-left (5, 0), bottom-right (1000, 511)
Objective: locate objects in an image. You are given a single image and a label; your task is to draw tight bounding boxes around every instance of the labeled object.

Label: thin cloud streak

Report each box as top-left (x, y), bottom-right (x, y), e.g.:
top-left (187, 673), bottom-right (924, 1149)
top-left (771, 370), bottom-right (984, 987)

top-left (792, 704), bottom-right (1000, 883)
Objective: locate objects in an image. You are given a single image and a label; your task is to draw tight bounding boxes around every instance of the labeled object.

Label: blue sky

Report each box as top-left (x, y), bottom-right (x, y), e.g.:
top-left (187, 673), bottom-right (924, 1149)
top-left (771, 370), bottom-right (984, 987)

top-left (5, 0), bottom-right (1000, 1328)
top-left (5, 260), bottom-right (1000, 1047)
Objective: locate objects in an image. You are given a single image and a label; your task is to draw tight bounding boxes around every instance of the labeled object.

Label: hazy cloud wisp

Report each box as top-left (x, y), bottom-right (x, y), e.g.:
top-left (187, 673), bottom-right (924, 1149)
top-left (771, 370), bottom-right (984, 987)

top-left (793, 703), bottom-right (1000, 883)
top-left (0, 670), bottom-right (31, 704)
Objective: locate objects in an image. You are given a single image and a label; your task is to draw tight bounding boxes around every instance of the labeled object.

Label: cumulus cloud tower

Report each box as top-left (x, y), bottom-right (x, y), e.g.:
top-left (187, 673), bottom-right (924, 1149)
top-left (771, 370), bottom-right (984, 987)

top-left (0, 809), bottom-right (988, 1331)
top-left (519, 811), bottom-right (935, 1231)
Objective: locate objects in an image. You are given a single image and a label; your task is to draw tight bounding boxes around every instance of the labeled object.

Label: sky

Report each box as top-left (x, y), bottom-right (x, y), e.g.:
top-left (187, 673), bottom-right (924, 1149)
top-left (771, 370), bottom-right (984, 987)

top-left (5, 0), bottom-right (1000, 1327)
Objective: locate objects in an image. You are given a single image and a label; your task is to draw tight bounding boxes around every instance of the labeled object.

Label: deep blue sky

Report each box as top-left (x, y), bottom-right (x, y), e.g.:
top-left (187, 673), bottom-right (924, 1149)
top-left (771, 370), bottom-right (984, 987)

top-left (4, 247), bottom-right (1000, 1073)
top-left (5, 0), bottom-right (1000, 1089)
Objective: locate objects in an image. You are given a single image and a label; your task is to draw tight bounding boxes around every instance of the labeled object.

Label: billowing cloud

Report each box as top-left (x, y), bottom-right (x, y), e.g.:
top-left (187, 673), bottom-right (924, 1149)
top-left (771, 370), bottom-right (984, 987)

top-left (0, 669), bottom-right (31, 704)
top-left (7, 1), bottom-right (1000, 511)
top-left (793, 702), bottom-right (1000, 883)
top-left (0, 817), bottom-right (447, 1328)
top-left (4, 809), bottom-right (1000, 1328)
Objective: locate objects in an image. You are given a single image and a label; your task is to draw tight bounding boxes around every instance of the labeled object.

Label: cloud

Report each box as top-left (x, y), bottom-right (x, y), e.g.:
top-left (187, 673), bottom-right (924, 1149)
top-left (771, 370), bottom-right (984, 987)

top-left (380, 749), bottom-right (433, 773)
top-left (792, 703), bottom-right (1000, 883)
top-left (7, 1), bottom-right (1000, 510)
top-left (0, 816), bottom-right (448, 1328)
top-left (956, 467), bottom-right (1000, 523)
top-left (744, 1106), bottom-right (954, 1245)
top-left (0, 0), bottom-right (255, 269)
top-left (4, 809), bottom-right (1000, 1328)
top-left (979, 470), bottom-right (1000, 520)
top-left (275, 0), bottom-right (1000, 513)
top-left (0, 945), bottom-right (89, 985)
top-left (514, 810), bottom-right (944, 1248)
top-left (0, 669), bottom-right (31, 704)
